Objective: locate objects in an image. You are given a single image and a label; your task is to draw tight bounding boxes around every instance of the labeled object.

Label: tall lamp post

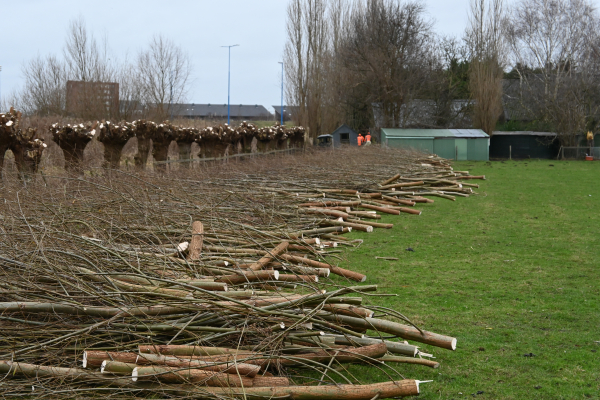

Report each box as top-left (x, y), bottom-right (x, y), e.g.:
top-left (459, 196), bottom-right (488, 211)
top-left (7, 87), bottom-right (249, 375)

top-left (278, 62), bottom-right (284, 126)
top-left (221, 44), bottom-right (239, 125)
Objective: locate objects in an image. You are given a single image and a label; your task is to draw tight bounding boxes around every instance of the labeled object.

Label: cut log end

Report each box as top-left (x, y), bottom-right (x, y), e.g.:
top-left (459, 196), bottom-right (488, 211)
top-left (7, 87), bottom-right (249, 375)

top-left (274, 270), bottom-right (280, 280)
top-left (132, 367), bottom-right (139, 382)
top-left (360, 276), bottom-right (367, 282)
top-left (82, 351), bottom-right (87, 368)
top-left (451, 337), bottom-right (457, 351)
top-left (366, 226), bottom-right (373, 233)
top-left (177, 242), bottom-right (189, 252)
top-left (100, 360), bottom-right (107, 373)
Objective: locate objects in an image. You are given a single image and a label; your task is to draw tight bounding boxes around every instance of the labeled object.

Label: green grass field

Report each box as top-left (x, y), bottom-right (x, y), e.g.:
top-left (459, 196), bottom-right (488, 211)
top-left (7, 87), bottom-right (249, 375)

top-left (340, 160), bottom-right (600, 399)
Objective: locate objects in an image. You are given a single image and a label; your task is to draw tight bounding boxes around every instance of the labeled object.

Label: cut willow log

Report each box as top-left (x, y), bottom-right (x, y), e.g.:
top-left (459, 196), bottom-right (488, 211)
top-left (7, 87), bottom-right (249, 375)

top-left (0, 360), bottom-right (132, 385)
top-left (101, 360), bottom-right (136, 375)
top-left (382, 195), bottom-right (416, 206)
top-left (330, 336), bottom-right (418, 356)
top-left (346, 219), bottom-right (393, 229)
top-left (172, 280), bottom-right (228, 291)
top-left (288, 226), bottom-right (344, 238)
top-left (135, 353), bottom-right (260, 377)
top-left (319, 314), bottom-right (457, 351)
top-left (169, 380), bottom-right (421, 399)
top-left (322, 304), bottom-right (374, 318)
top-left (258, 343), bottom-right (387, 367)
top-left (359, 203), bottom-right (401, 215)
top-left (380, 173), bottom-right (401, 186)
top-left (320, 219), bottom-right (374, 233)
top-left (188, 221), bottom-right (204, 260)
top-left (132, 365), bottom-right (254, 387)
top-left (139, 345), bottom-right (255, 357)
top-left (247, 241), bottom-right (288, 271)
top-left (84, 351), bottom-right (138, 368)
top-left (279, 254), bottom-right (366, 282)
top-left (216, 270), bottom-right (280, 285)
top-left (380, 181), bottom-right (425, 190)
top-left (0, 302), bottom-right (190, 318)
top-left (278, 274), bottom-right (318, 283)
top-left (301, 208), bottom-right (350, 219)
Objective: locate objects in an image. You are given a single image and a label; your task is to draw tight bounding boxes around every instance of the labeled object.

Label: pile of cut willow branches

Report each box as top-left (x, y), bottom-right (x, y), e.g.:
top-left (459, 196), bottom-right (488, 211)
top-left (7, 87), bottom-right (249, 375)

top-left (0, 147), bottom-right (483, 399)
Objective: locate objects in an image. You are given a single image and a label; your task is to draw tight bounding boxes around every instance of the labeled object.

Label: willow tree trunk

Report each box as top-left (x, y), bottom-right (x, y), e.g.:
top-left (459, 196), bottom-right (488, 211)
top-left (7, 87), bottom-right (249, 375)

top-left (152, 141), bottom-right (170, 174)
top-left (134, 137), bottom-right (151, 170)
top-left (11, 143), bottom-right (41, 182)
top-left (0, 143), bottom-right (8, 178)
top-left (103, 142), bottom-right (124, 170)
top-left (59, 140), bottom-right (89, 175)
top-left (177, 142), bottom-right (192, 169)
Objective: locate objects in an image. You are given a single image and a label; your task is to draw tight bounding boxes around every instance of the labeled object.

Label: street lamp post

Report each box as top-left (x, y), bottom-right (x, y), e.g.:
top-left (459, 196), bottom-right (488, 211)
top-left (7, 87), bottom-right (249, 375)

top-left (278, 62), bottom-right (284, 126)
top-left (221, 45), bottom-right (239, 125)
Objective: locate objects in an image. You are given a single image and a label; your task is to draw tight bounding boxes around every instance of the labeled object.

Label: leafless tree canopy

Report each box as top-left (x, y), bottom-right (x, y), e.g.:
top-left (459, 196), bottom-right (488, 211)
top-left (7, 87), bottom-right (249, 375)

top-left (284, 0), bottom-right (442, 141)
top-left (466, 0), bottom-right (505, 136)
top-left (11, 17), bottom-right (191, 122)
top-left (504, 0), bottom-right (600, 144)
top-left (137, 34), bottom-right (192, 120)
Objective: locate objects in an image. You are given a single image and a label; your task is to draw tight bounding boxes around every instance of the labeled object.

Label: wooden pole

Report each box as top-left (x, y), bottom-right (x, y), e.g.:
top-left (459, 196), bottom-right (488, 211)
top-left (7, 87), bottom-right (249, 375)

top-left (247, 241), bottom-right (288, 271)
top-left (188, 221), bottom-right (204, 260)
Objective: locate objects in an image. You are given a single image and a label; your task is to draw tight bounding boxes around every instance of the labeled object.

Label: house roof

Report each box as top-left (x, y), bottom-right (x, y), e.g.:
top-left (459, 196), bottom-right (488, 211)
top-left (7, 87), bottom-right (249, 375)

top-left (492, 131), bottom-right (556, 136)
top-left (171, 104), bottom-right (272, 118)
top-left (331, 124), bottom-right (358, 135)
top-left (382, 128), bottom-right (489, 138)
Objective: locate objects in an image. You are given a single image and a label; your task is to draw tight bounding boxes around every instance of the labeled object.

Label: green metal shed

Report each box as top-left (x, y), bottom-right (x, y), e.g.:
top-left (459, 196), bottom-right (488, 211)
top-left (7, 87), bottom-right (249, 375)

top-left (381, 129), bottom-right (489, 161)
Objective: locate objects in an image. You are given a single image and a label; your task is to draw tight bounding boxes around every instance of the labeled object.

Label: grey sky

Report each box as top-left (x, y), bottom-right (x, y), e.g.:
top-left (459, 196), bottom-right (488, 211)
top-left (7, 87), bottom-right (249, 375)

top-left (0, 0), bottom-right (477, 114)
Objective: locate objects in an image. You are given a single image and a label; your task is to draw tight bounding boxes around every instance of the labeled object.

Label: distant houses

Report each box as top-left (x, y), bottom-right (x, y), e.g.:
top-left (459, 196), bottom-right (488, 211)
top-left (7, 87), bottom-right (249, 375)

top-left (170, 104), bottom-right (272, 121)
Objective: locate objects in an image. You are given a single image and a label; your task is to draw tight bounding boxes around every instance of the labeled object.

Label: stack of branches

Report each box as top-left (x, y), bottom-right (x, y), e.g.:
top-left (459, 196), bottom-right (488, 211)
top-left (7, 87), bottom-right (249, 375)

top-left (0, 146), bottom-right (482, 399)
top-left (0, 107), bottom-right (47, 179)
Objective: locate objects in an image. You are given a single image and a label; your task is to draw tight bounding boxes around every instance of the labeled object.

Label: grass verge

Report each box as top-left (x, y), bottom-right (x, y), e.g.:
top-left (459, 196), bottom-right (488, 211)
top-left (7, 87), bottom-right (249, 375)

top-left (339, 159), bottom-right (600, 399)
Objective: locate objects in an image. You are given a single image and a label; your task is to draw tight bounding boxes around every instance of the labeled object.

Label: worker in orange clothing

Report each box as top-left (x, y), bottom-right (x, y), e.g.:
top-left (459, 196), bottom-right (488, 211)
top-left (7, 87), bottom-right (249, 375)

top-left (357, 133), bottom-right (364, 146)
top-left (365, 131), bottom-right (372, 145)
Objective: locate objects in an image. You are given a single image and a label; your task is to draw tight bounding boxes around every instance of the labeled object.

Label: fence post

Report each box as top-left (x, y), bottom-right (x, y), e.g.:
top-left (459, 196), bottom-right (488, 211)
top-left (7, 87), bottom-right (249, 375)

top-left (509, 145), bottom-right (511, 160)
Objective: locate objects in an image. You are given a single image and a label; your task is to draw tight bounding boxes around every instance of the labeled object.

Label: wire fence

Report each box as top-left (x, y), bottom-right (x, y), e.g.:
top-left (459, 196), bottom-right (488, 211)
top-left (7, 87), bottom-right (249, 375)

top-left (558, 146), bottom-right (600, 160)
top-left (152, 147), bottom-right (305, 165)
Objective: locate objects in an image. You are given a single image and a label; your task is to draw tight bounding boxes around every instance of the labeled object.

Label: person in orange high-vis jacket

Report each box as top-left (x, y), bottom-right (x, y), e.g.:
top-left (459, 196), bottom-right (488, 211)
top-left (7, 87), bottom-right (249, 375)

top-left (365, 132), bottom-right (372, 145)
top-left (357, 133), bottom-right (364, 146)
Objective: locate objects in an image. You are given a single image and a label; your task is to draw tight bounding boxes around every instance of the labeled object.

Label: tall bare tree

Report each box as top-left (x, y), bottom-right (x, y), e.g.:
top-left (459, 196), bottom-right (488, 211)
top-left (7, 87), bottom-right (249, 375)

top-left (466, 0), bottom-right (505, 136)
top-left (284, 0), bottom-right (331, 141)
top-left (504, 0), bottom-right (600, 145)
top-left (64, 16), bottom-right (114, 83)
top-left (137, 34), bottom-right (192, 120)
top-left (20, 55), bottom-right (68, 116)
top-left (341, 0), bottom-right (435, 130)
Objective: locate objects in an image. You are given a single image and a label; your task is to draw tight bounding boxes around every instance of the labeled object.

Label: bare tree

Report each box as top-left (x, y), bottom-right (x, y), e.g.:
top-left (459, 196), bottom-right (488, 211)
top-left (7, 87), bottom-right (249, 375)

top-left (341, 0), bottom-right (435, 130)
top-left (63, 16), bottom-right (119, 120)
top-left (284, 0), bottom-right (331, 141)
top-left (137, 34), bottom-right (192, 120)
top-left (466, 0), bottom-right (505, 136)
top-left (504, 0), bottom-right (600, 145)
top-left (64, 16), bottom-right (114, 83)
top-left (20, 55), bottom-right (68, 116)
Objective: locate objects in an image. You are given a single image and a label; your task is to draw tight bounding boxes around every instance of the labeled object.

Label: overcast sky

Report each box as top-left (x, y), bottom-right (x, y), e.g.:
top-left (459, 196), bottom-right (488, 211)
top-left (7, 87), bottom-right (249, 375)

top-left (1, 0), bottom-right (481, 113)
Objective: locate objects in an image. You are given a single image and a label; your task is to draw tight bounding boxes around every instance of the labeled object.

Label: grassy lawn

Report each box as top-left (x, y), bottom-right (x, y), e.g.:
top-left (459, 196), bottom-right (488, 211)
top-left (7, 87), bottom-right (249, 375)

top-left (340, 160), bottom-right (600, 399)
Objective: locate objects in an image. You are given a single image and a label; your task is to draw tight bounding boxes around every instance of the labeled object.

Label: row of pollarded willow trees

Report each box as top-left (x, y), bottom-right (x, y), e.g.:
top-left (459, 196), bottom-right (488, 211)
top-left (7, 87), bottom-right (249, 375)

top-left (1, 108), bottom-right (306, 177)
